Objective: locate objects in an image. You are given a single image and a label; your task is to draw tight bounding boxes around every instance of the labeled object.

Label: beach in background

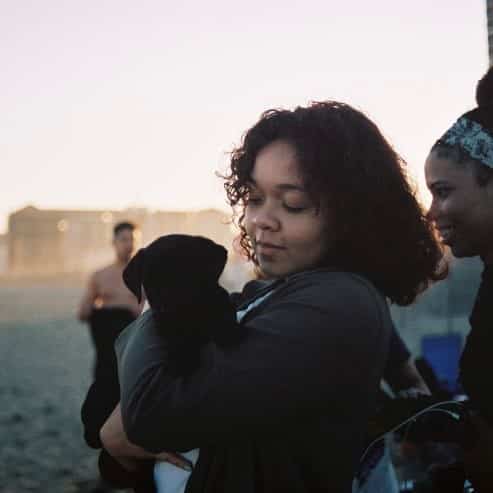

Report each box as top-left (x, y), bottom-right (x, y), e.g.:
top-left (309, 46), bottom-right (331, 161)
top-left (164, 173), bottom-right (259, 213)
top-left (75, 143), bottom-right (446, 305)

top-left (0, 280), bottom-right (127, 493)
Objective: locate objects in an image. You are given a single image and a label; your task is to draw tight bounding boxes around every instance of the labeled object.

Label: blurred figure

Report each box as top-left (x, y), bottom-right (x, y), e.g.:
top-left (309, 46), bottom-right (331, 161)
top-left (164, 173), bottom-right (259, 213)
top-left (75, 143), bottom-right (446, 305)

top-left (79, 221), bottom-right (143, 449)
top-left (78, 221), bottom-right (141, 320)
top-left (425, 66), bottom-right (493, 492)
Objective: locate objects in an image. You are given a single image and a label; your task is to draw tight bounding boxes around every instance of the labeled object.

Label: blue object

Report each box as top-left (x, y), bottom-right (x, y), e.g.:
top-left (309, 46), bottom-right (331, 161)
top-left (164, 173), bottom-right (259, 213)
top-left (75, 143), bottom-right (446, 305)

top-left (421, 334), bottom-right (463, 393)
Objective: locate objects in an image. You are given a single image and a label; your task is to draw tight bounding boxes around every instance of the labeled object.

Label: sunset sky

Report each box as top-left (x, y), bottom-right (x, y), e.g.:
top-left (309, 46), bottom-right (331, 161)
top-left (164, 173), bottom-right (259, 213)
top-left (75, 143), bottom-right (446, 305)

top-left (1, 0), bottom-right (489, 233)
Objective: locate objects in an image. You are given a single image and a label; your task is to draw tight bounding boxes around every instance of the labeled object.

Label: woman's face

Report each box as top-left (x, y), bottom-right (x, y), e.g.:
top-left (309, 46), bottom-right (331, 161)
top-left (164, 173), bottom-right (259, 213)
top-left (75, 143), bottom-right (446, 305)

top-left (244, 140), bottom-right (332, 278)
top-left (425, 151), bottom-right (493, 263)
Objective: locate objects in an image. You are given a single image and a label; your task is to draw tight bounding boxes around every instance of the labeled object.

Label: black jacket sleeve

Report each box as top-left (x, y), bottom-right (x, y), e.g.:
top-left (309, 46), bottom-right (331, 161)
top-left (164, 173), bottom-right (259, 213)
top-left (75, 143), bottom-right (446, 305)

top-left (116, 271), bottom-right (391, 453)
top-left (382, 324), bottom-right (411, 386)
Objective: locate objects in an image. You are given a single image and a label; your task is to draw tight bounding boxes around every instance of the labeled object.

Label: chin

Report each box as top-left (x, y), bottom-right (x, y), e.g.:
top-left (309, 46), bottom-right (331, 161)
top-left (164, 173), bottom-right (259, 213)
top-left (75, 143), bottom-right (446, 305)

top-left (258, 263), bottom-right (286, 279)
top-left (259, 268), bottom-right (283, 279)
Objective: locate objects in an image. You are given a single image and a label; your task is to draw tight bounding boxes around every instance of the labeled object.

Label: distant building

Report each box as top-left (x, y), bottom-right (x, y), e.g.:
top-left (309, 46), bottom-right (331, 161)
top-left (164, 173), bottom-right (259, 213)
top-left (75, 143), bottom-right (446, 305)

top-left (0, 234), bottom-right (7, 275)
top-left (7, 206), bottom-right (247, 285)
top-left (488, 0), bottom-right (493, 64)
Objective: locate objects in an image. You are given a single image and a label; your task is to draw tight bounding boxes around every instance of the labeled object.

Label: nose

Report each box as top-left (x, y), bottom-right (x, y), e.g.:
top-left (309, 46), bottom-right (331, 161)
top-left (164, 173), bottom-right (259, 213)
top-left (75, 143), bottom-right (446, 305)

top-left (251, 204), bottom-right (280, 232)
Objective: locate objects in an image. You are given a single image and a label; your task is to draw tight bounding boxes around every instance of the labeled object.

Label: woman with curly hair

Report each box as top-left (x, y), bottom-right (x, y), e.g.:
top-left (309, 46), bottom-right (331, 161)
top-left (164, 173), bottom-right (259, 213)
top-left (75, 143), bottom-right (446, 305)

top-left (102, 101), bottom-right (445, 493)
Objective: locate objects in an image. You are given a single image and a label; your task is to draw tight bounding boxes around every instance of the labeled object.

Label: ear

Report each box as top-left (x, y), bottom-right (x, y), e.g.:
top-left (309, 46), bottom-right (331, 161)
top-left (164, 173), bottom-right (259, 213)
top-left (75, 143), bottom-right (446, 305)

top-left (122, 248), bottom-right (145, 302)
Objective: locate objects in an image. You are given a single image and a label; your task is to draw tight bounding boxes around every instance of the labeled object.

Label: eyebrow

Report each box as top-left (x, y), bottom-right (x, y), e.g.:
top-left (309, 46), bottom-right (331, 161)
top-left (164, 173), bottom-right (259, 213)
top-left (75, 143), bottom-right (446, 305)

top-left (248, 179), bottom-right (305, 192)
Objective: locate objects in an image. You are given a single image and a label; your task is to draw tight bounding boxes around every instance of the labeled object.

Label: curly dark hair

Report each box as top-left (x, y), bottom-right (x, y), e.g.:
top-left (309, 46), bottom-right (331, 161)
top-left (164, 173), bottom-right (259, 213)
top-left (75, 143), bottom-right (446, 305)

top-left (224, 101), bottom-right (446, 306)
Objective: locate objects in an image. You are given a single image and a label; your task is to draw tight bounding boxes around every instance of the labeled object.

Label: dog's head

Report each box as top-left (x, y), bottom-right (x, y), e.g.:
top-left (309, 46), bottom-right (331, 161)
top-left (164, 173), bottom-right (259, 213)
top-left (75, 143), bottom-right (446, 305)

top-left (123, 234), bottom-right (228, 308)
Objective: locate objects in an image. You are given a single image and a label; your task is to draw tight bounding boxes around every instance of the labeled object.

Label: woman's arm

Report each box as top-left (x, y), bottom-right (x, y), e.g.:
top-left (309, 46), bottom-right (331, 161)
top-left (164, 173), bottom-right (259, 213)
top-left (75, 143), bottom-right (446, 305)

top-left (383, 327), bottom-right (430, 396)
top-left (118, 272), bottom-right (392, 453)
top-left (100, 404), bottom-right (194, 470)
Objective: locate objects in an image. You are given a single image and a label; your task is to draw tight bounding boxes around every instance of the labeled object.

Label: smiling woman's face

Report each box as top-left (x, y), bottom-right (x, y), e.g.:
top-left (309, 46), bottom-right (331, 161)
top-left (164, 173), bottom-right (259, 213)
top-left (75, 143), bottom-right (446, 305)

top-left (244, 140), bottom-right (333, 279)
top-left (425, 151), bottom-right (493, 263)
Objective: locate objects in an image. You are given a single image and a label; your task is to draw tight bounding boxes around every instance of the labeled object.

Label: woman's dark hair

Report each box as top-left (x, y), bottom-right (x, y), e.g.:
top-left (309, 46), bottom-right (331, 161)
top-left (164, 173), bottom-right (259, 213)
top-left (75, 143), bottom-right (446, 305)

top-left (224, 101), bottom-right (446, 306)
top-left (476, 65), bottom-right (493, 108)
top-left (432, 66), bottom-right (493, 186)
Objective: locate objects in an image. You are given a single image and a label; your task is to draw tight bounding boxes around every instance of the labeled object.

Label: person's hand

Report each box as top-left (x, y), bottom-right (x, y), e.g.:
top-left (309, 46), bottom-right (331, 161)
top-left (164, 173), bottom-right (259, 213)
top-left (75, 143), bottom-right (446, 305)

top-left (106, 450), bottom-right (194, 473)
top-left (155, 451), bottom-right (193, 471)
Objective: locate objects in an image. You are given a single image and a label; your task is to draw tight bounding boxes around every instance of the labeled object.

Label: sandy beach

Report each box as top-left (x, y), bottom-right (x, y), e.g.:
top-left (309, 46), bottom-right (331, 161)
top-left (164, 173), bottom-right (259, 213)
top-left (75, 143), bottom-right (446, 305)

top-left (0, 282), bottom-right (128, 492)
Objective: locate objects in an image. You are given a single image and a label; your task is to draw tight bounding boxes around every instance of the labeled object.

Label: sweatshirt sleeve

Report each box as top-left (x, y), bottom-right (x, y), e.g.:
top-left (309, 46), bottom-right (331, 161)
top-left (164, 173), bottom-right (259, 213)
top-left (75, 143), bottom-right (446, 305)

top-left (117, 272), bottom-right (391, 453)
top-left (382, 324), bottom-right (411, 383)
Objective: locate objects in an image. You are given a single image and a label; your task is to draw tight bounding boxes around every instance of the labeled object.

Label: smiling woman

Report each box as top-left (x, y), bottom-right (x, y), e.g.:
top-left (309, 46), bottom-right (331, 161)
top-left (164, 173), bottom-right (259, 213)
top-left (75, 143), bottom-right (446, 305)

top-left (426, 66), bottom-right (493, 263)
top-left (425, 65), bottom-right (493, 492)
top-left (425, 152), bottom-right (493, 259)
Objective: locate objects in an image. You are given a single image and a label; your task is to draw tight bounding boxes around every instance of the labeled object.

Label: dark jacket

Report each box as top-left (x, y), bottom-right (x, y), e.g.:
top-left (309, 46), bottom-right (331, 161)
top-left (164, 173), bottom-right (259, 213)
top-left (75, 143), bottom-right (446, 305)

top-left (460, 264), bottom-right (493, 424)
top-left (116, 269), bottom-right (393, 493)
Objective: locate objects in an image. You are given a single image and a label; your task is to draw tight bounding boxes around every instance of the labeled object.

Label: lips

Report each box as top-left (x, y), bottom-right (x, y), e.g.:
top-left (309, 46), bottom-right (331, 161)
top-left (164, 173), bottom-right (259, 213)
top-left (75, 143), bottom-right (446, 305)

top-left (256, 241), bottom-right (283, 249)
top-left (255, 241), bottom-right (285, 255)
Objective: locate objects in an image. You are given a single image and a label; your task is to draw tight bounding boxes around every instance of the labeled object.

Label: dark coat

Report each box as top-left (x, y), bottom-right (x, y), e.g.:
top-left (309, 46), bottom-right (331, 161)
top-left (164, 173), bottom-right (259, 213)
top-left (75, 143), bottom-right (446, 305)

top-left (460, 265), bottom-right (493, 424)
top-left (117, 269), bottom-right (393, 493)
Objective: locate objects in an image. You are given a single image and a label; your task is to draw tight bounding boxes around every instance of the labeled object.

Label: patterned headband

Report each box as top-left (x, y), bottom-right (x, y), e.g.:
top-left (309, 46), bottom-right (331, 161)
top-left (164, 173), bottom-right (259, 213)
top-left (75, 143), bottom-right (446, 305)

top-left (436, 116), bottom-right (493, 169)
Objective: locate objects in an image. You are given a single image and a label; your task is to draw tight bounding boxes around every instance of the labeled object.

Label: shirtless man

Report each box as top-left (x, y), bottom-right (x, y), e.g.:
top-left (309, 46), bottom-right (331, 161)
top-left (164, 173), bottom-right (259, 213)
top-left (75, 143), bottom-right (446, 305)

top-left (78, 221), bottom-right (142, 324)
top-left (79, 221), bottom-right (143, 451)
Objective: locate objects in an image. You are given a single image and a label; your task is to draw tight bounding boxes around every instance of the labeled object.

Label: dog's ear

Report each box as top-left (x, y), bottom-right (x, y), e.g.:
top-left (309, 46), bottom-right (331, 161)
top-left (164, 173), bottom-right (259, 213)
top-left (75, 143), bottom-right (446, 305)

top-left (122, 248), bottom-right (145, 303)
top-left (202, 242), bottom-right (228, 282)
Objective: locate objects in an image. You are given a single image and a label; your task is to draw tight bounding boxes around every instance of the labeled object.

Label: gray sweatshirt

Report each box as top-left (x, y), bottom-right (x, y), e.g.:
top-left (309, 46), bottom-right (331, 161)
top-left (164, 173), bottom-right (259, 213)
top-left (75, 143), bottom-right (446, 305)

top-left (116, 269), bottom-right (393, 493)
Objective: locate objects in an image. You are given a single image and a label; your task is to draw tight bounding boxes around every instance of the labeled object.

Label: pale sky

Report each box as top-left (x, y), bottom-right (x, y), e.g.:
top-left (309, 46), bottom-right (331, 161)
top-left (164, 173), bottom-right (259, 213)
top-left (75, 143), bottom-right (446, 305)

top-left (1, 0), bottom-right (489, 233)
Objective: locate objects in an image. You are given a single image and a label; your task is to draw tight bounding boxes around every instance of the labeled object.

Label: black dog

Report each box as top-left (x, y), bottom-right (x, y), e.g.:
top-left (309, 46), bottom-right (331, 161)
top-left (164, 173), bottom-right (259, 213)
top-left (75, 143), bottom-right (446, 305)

top-left (82, 234), bottom-right (241, 492)
top-left (122, 234), bottom-right (239, 376)
top-left (124, 234), bottom-right (229, 307)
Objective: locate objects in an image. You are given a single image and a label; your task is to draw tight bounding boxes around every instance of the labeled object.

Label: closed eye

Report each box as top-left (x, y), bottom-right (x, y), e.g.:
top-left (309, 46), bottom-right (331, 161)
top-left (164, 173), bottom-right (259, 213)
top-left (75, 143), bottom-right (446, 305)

top-left (246, 195), bottom-right (263, 206)
top-left (283, 204), bottom-right (307, 213)
top-left (433, 186), bottom-right (452, 199)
